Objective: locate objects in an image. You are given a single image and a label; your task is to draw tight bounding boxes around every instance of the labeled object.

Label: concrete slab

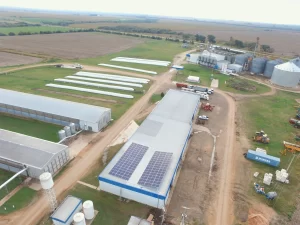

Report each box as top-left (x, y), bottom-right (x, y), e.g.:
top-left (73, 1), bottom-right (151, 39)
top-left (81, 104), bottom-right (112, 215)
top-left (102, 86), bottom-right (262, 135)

top-left (211, 79), bottom-right (219, 88)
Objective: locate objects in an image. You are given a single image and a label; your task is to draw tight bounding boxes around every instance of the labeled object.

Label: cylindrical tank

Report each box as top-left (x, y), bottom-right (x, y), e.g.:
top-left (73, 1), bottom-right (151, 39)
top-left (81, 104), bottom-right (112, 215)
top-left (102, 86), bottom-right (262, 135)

top-left (250, 57), bottom-right (268, 74)
top-left (69, 123), bottom-right (76, 134)
top-left (263, 59), bottom-right (283, 78)
top-left (39, 172), bottom-right (54, 190)
top-left (228, 64), bottom-right (243, 73)
top-left (58, 130), bottom-right (66, 141)
top-left (64, 126), bottom-right (71, 137)
top-left (83, 200), bottom-right (94, 220)
top-left (235, 54), bottom-right (252, 66)
top-left (271, 62), bottom-right (300, 87)
top-left (73, 212), bottom-right (86, 225)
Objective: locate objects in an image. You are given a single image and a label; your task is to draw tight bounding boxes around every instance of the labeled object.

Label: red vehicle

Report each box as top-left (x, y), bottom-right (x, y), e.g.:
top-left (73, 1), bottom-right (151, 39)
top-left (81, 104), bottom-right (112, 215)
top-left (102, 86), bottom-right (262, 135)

top-left (176, 83), bottom-right (188, 88)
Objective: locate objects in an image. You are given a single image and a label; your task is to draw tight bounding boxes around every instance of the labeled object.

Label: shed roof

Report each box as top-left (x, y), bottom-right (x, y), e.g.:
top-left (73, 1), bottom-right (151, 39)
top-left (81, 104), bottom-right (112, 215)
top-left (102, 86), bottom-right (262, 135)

top-left (99, 89), bottom-right (200, 198)
top-left (0, 88), bottom-right (110, 123)
top-left (0, 129), bottom-right (68, 169)
top-left (50, 195), bottom-right (82, 223)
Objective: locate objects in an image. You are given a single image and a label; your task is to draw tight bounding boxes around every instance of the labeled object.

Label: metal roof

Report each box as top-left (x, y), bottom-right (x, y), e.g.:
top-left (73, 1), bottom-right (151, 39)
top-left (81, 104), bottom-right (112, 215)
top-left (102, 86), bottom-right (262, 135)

top-left (99, 89), bottom-right (200, 197)
top-left (50, 195), bottom-right (82, 223)
top-left (0, 88), bottom-right (110, 123)
top-left (127, 216), bottom-right (151, 225)
top-left (0, 129), bottom-right (68, 169)
top-left (275, 62), bottom-right (300, 72)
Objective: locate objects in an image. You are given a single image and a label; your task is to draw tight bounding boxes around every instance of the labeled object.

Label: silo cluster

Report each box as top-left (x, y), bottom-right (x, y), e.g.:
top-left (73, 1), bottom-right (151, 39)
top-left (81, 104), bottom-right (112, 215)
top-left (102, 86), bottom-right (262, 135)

top-left (250, 57), bottom-right (268, 74)
top-left (263, 59), bottom-right (283, 78)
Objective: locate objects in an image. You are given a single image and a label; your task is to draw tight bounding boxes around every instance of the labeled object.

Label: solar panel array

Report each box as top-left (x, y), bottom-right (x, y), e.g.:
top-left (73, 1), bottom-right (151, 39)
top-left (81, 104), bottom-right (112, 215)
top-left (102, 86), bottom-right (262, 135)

top-left (138, 151), bottom-right (173, 189)
top-left (109, 143), bottom-right (148, 180)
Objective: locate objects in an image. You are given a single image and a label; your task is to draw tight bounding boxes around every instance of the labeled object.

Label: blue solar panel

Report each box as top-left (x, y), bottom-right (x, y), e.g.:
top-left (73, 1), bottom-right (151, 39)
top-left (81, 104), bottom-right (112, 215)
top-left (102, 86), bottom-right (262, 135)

top-left (138, 151), bottom-right (173, 189)
top-left (109, 143), bottom-right (148, 180)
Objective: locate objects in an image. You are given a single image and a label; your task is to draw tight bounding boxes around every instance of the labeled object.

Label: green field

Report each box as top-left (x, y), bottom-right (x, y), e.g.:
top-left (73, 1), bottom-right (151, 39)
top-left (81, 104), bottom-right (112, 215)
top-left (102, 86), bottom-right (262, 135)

top-left (241, 91), bottom-right (300, 217)
top-left (0, 187), bottom-right (36, 215)
top-left (0, 170), bottom-right (24, 200)
top-left (0, 114), bottom-right (61, 142)
top-left (19, 17), bottom-right (73, 24)
top-left (174, 64), bottom-right (271, 94)
top-left (0, 66), bottom-right (150, 120)
top-left (0, 26), bottom-right (70, 35)
top-left (77, 40), bottom-right (185, 73)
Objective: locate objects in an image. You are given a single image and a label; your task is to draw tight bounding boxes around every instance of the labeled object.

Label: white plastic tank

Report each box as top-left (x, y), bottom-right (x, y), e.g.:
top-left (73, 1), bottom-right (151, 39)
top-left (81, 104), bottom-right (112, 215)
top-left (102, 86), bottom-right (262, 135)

top-left (83, 200), bottom-right (94, 220)
top-left (69, 123), bottom-right (76, 134)
top-left (64, 126), bottom-right (72, 137)
top-left (39, 172), bottom-right (54, 190)
top-left (73, 212), bottom-right (86, 225)
top-left (58, 130), bottom-right (66, 140)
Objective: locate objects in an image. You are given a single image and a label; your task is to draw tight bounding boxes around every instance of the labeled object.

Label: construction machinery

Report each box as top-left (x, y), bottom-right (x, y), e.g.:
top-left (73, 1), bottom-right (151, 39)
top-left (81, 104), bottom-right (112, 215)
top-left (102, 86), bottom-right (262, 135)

top-left (280, 141), bottom-right (300, 155)
top-left (295, 135), bottom-right (300, 142)
top-left (201, 103), bottom-right (214, 111)
top-left (289, 118), bottom-right (300, 128)
top-left (253, 130), bottom-right (270, 144)
top-left (254, 183), bottom-right (277, 200)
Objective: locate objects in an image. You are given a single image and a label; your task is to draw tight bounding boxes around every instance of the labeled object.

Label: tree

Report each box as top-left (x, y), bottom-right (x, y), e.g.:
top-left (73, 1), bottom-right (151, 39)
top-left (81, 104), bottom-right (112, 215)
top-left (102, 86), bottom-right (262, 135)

top-left (261, 44), bottom-right (274, 53)
top-left (195, 34), bottom-right (206, 43)
top-left (8, 32), bottom-right (15, 36)
top-left (207, 35), bottom-right (216, 44)
top-left (244, 42), bottom-right (256, 51)
top-left (234, 40), bottom-right (244, 48)
top-left (161, 92), bottom-right (165, 98)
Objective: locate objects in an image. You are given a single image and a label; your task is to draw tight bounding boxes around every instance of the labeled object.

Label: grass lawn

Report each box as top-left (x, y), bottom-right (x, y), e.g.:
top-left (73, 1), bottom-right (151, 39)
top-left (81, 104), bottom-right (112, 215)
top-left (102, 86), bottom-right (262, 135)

top-left (0, 66), bottom-right (150, 120)
top-left (0, 114), bottom-right (61, 142)
top-left (77, 40), bottom-right (185, 74)
top-left (240, 91), bottom-right (300, 217)
top-left (0, 170), bottom-right (24, 200)
top-left (150, 93), bottom-right (163, 103)
top-left (0, 26), bottom-right (70, 35)
top-left (0, 187), bottom-right (36, 215)
top-left (175, 64), bottom-right (271, 94)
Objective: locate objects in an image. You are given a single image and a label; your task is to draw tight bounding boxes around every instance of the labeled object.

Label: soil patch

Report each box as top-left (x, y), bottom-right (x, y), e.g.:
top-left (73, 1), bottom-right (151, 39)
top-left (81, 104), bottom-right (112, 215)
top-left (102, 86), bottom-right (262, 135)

top-left (0, 52), bottom-right (42, 67)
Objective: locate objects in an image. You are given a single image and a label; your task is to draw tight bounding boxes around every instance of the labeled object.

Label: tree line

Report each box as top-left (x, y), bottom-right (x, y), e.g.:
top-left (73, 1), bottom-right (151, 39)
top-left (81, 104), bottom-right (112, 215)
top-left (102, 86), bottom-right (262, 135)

top-left (226, 37), bottom-right (274, 53)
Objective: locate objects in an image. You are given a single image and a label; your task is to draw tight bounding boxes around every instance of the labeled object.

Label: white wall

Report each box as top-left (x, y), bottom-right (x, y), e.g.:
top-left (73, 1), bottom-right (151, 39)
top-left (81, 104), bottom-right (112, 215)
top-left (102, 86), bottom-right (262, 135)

top-left (100, 181), bottom-right (165, 208)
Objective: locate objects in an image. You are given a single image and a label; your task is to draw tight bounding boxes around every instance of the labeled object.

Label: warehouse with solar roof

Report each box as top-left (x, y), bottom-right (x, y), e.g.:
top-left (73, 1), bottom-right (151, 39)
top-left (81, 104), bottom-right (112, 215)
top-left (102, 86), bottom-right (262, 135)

top-left (99, 89), bottom-right (200, 208)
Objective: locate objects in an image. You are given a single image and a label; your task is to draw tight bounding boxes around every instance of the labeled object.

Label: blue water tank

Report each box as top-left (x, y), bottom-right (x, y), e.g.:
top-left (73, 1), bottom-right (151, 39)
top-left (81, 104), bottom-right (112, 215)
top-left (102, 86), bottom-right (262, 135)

top-left (246, 150), bottom-right (280, 167)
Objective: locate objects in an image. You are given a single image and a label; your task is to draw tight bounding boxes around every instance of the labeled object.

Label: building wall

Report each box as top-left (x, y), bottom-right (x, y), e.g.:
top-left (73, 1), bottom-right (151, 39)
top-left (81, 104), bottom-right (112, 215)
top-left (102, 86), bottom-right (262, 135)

top-left (43, 148), bottom-right (70, 177)
top-left (79, 110), bottom-right (111, 132)
top-left (271, 68), bottom-right (300, 87)
top-left (0, 104), bottom-right (79, 127)
top-left (52, 204), bottom-right (82, 225)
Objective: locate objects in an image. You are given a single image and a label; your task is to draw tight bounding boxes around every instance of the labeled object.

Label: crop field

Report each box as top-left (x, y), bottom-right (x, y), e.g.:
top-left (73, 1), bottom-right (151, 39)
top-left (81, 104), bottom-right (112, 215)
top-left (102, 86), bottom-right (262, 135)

top-left (174, 64), bottom-right (271, 94)
top-left (240, 91), bottom-right (300, 216)
top-left (0, 66), bottom-right (151, 120)
top-left (0, 33), bottom-right (143, 59)
top-left (0, 26), bottom-right (70, 35)
top-left (0, 52), bottom-right (42, 67)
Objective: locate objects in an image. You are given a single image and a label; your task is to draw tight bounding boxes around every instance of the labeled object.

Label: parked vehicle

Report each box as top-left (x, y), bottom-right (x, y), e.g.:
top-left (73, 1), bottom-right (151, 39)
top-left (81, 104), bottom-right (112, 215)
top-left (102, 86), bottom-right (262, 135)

top-left (243, 149), bottom-right (280, 167)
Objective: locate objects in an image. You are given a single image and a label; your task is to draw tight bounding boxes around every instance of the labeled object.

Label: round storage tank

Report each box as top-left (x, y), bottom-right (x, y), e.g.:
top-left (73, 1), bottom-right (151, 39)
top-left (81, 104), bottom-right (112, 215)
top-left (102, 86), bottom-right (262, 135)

top-left (58, 130), bottom-right (66, 141)
top-left (83, 200), bottom-right (94, 220)
top-left (69, 123), bottom-right (76, 134)
top-left (263, 59), bottom-right (283, 78)
top-left (64, 126), bottom-right (71, 137)
top-left (271, 62), bottom-right (300, 87)
top-left (250, 58), bottom-right (268, 74)
top-left (73, 212), bottom-right (86, 225)
top-left (228, 64), bottom-right (243, 73)
top-left (39, 172), bottom-right (54, 190)
top-left (217, 60), bottom-right (230, 70)
top-left (235, 53), bottom-right (252, 66)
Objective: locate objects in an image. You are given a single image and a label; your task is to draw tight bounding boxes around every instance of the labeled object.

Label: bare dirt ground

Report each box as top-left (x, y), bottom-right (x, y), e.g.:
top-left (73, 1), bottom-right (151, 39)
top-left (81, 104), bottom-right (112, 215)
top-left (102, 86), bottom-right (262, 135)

top-left (0, 52), bottom-right (42, 67)
top-left (0, 33), bottom-right (143, 59)
top-left (0, 49), bottom-right (195, 225)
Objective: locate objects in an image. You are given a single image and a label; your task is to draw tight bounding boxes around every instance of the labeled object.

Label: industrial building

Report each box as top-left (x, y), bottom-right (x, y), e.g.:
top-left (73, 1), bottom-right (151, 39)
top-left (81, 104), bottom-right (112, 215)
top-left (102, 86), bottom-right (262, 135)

top-left (270, 62), bottom-right (300, 87)
top-left (99, 90), bottom-right (200, 208)
top-left (0, 129), bottom-right (69, 178)
top-left (0, 88), bottom-right (111, 132)
top-left (50, 195), bottom-right (82, 225)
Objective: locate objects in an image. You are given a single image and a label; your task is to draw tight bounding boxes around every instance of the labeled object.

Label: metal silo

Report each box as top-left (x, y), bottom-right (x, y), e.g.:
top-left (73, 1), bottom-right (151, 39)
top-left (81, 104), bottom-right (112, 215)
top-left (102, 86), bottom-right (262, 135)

top-left (271, 62), bottom-right (300, 87)
top-left (263, 59), bottom-right (283, 78)
top-left (291, 57), bottom-right (300, 68)
top-left (64, 126), bottom-right (72, 137)
top-left (58, 130), bottom-right (66, 140)
top-left (234, 53), bottom-right (252, 66)
top-left (250, 58), bottom-right (268, 74)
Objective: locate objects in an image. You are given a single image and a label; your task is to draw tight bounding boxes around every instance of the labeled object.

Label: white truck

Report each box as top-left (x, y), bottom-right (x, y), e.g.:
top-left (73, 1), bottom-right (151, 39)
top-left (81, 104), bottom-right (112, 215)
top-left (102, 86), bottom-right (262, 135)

top-left (188, 85), bottom-right (214, 95)
top-left (181, 88), bottom-right (209, 100)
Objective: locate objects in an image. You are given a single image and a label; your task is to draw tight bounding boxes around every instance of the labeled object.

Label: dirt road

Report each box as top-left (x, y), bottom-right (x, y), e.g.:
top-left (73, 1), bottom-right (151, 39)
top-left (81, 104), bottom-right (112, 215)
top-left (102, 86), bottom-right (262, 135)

top-left (0, 49), bottom-right (194, 225)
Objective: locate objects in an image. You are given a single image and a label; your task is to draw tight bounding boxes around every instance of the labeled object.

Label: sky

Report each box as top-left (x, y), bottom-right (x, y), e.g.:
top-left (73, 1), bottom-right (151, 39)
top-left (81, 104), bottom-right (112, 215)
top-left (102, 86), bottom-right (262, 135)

top-left (2, 0), bottom-right (300, 25)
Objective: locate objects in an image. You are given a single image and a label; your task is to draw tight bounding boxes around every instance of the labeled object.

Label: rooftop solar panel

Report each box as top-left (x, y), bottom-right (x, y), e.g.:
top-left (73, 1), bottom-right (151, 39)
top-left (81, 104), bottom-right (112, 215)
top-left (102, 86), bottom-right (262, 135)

top-left (109, 143), bottom-right (148, 180)
top-left (138, 151), bottom-right (173, 189)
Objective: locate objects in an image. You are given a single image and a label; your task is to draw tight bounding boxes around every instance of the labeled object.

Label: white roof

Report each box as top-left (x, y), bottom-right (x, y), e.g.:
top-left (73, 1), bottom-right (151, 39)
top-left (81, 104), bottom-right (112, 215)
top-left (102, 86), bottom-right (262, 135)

top-left (127, 216), bottom-right (151, 225)
top-left (0, 129), bottom-right (68, 169)
top-left (50, 195), bottom-right (82, 223)
top-left (276, 62), bottom-right (300, 72)
top-left (99, 90), bottom-right (200, 197)
top-left (0, 88), bottom-right (110, 123)
top-left (187, 76), bottom-right (200, 81)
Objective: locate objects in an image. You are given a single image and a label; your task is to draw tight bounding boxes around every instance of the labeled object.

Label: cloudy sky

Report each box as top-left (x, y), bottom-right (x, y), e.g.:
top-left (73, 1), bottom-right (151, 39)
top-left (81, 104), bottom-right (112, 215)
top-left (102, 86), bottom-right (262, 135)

top-left (2, 0), bottom-right (300, 25)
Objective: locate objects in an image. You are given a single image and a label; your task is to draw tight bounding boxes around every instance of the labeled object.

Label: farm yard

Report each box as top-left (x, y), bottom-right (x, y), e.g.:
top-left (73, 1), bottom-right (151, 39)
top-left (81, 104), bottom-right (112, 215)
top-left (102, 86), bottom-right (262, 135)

top-left (0, 52), bottom-right (42, 67)
top-left (0, 33), bottom-right (144, 59)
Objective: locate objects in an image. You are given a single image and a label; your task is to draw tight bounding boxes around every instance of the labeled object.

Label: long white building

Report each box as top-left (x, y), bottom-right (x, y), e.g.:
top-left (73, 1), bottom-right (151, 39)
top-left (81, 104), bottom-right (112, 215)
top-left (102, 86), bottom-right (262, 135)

top-left (99, 89), bottom-right (200, 208)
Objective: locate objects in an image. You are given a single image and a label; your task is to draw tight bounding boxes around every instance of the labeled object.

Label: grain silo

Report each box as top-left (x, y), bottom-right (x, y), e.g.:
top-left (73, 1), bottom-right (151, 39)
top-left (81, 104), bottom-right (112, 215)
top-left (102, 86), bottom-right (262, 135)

top-left (270, 62), bottom-right (300, 87)
top-left (250, 58), bottom-right (268, 74)
top-left (263, 59), bottom-right (283, 78)
top-left (234, 54), bottom-right (252, 66)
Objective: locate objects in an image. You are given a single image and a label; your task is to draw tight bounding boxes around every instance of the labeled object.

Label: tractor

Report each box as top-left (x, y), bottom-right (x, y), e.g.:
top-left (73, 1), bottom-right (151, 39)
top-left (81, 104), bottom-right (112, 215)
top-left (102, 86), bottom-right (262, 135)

top-left (254, 183), bottom-right (277, 200)
top-left (201, 103), bottom-right (214, 111)
top-left (253, 130), bottom-right (270, 144)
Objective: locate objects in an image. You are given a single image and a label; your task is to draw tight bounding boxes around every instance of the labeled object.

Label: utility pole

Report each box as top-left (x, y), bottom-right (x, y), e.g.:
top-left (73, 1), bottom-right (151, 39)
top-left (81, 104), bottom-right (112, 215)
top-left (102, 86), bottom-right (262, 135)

top-left (180, 206), bottom-right (190, 225)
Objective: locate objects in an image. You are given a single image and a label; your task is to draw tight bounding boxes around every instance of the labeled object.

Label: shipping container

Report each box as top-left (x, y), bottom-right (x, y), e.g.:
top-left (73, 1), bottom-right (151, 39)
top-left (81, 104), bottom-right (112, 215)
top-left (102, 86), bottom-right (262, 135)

top-left (245, 150), bottom-right (280, 167)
